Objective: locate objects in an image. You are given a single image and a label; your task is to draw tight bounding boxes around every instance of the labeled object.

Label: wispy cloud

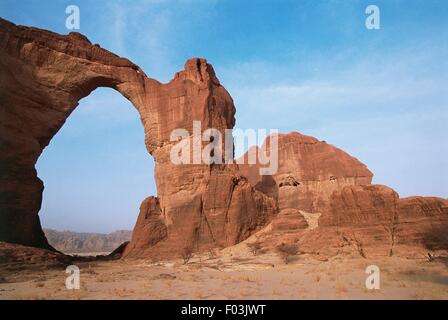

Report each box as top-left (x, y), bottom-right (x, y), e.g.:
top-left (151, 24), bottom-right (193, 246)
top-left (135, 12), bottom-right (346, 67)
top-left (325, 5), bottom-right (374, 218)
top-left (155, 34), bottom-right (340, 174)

top-left (220, 41), bottom-right (448, 198)
top-left (99, 0), bottom-right (219, 81)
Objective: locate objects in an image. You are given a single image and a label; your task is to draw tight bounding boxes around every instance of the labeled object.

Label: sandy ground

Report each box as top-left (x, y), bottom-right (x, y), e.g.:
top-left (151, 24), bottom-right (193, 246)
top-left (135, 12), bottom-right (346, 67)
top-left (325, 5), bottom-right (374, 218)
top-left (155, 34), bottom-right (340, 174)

top-left (1, 245), bottom-right (447, 300)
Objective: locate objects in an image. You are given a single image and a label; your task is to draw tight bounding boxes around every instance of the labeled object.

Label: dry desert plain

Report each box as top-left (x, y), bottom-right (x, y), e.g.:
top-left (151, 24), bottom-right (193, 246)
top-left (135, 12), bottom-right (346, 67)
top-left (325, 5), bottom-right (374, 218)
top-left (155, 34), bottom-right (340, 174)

top-left (1, 240), bottom-right (447, 300)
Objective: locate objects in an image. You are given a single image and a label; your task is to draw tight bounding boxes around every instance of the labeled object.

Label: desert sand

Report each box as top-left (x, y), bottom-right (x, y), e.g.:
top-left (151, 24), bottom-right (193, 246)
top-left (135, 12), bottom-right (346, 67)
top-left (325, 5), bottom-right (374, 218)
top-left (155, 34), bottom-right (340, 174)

top-left (1, 244), bottom-right (447, 300)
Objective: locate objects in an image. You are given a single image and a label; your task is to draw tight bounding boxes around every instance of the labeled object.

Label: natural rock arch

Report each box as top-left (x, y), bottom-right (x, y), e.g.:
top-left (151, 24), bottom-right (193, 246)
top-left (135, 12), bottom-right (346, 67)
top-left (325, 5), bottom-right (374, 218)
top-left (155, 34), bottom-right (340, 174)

top-left (0, 18), bottom-right (276, 258)
top-left (1, 18), bottom-right (447, 260)
top-left (0, 18), bottom-right (149, 248)
top-left (37, 86), bottom-right (154, 238)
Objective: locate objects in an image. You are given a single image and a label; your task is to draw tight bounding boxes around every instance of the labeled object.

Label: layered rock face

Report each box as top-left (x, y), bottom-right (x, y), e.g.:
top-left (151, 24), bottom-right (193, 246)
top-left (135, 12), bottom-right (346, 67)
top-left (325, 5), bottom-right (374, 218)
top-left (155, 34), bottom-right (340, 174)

top-left (0, 18), bottom-right (276, 258)
top-left (396, 196), bottom-right (448, 253)
top-left (317, 185), bottom-right (448, 257)
top-left (256, 184), bottom-right (447, 258)
top-left (238, 135), bottom-right (446, 258)
top-left (238, 132), bottom-right (373, 213)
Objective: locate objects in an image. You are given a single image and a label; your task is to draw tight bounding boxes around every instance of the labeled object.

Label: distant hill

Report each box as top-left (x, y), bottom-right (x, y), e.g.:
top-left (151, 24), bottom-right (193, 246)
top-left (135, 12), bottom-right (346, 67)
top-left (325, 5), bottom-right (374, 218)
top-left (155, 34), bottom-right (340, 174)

top-left (44, 229), bottom-right (132, 254)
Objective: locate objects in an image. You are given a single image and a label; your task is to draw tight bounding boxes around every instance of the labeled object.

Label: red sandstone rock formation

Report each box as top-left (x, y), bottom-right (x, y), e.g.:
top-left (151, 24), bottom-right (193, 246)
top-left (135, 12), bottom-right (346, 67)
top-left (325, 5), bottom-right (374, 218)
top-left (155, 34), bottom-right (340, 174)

top-left (238, 132), bottom-right (373, 213)
top-left (238, 133), bottom-right (447, 258)
top-left (397, 196), bottom-right (448, 254)
top-left (318, 185), bottom-right (448, 257)
top-left (0, 241), bottom-right (72, 270)
top-left (123, 197), bottom-right (167, 256)
top-left (0, 18), bottom-right (276, 258)
top-left (0, 18), bottom-right (446, 261)
top-left (256, 184), bottom-right (448, 258)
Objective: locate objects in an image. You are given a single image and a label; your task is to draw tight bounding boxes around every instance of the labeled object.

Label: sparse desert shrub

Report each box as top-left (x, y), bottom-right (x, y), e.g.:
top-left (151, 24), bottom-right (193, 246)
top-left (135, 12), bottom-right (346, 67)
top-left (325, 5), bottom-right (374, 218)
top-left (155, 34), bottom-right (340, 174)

top-left (342, 233), bottom-right (367, 258)
top-left (423, 223), bottom-right (448, 251)
top-left (426, 252), bottom-right (438, 262)
top-left (276, 243), bottom-right (299, 264)
top-left (352, 234), bottom-right (366, 258)
top-left (181, 246), bottom-right (193, 265)
top-left (208, 248), bottom-right (218, 259)
top-left (246, 241), bottom-right (263, 256)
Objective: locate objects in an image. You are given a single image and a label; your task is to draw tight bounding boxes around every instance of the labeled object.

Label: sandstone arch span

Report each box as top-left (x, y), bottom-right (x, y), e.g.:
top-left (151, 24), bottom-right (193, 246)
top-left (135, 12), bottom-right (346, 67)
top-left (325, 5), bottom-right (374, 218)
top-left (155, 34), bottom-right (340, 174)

top-left (0, 18), bottom-right (148, 248)
top-left (0, 18), bottom-right (276, 257)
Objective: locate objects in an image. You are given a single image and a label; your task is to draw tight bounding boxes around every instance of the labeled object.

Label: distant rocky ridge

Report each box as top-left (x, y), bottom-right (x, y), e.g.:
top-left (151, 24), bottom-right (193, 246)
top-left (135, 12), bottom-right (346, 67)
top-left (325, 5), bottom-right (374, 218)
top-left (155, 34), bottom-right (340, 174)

top-left (43, 229), bottom-right (131, 253)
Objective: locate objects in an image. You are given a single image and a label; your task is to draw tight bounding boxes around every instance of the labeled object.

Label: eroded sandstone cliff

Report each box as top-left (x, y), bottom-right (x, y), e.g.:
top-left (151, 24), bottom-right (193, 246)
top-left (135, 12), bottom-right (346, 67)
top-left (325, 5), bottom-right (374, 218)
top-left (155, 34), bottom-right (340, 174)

top-left (238, 132), bottom-right (373, 213)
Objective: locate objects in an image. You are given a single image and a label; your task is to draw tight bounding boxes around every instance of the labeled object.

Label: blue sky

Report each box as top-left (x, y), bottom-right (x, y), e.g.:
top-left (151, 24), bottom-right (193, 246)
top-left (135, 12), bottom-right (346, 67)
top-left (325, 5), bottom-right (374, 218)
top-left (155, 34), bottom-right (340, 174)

top-left (1, 0), bottom-right (447, 232)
